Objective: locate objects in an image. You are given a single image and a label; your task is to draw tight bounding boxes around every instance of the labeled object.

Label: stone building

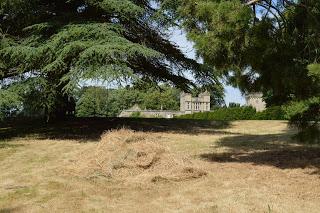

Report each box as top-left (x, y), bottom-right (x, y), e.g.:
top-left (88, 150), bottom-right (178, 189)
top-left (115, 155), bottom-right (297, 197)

top-left (180, 91), bottom-right (211, 114)
top-left (245, 92), bottom-right (266, 112)
top-left (119, 91), bottom-right (211, 118)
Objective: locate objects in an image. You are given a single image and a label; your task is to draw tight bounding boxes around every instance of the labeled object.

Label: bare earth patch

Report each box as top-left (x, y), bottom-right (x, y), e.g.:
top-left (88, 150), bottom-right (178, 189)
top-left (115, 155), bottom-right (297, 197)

top-left (0, 120), bottom-right (319, 212)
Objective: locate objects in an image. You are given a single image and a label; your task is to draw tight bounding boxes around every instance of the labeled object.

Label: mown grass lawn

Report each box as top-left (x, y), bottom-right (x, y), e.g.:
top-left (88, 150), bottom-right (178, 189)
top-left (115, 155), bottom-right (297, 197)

top-left (0, 119), bottom-right (319, 212)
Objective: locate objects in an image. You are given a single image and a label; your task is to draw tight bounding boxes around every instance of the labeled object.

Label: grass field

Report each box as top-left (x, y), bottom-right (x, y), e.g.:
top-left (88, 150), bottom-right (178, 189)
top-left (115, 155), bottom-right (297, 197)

top-left (0, 118), bottom-right (320, 212)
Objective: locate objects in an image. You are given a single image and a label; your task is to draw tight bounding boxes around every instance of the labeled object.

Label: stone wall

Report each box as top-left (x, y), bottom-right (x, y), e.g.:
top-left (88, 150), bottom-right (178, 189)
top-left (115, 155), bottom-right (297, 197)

top-left (118, 110), bottom-right (185, 118)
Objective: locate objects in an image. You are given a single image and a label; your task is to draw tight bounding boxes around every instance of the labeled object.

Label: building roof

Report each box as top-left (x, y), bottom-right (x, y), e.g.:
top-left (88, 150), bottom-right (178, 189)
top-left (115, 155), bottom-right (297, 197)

top-left (199, 90), bottom-right (210, 96)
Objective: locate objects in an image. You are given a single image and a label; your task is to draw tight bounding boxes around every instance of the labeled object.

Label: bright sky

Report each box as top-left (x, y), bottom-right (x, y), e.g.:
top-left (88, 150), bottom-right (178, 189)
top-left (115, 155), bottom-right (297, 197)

top-left (169, 29), bottom-right (246, 105)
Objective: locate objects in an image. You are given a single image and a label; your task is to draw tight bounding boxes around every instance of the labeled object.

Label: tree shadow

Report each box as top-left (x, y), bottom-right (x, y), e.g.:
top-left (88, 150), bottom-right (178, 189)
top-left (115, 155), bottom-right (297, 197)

top-left (0, 117), bottom-right (231, 142)
top-left (0, 207), bottom-right (23, 213)
top-left (199, 133), bottom-right (320, 174)
top-left (0, 142), bottom-right (24, 149)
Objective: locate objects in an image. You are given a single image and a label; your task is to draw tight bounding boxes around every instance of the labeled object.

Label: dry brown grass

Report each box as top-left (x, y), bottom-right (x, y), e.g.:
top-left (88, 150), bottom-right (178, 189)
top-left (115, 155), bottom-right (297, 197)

top-left (66, 129), bottom-right (206, 183)
top-left (0, 120), bottom-right (320, 212)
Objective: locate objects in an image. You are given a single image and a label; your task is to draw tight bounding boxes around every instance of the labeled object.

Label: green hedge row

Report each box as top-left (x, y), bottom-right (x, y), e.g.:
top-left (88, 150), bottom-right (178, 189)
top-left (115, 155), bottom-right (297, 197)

top-left (177, 106), bottom-right (286, 120)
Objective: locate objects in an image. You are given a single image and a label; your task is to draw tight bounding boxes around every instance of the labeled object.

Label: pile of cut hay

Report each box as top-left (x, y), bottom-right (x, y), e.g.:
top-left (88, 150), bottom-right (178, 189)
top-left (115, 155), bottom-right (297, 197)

top-left (69, 129), bottom-right (206, 183)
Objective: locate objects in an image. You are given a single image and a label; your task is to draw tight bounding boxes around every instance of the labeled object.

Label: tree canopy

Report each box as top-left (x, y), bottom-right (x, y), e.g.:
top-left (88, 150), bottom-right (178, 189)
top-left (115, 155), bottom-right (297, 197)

top-left (158, 0), bottom-right (320, 141)
top-left (0, 0), bottom-right (219, 120)
top-left (158, 0), bottom-right (320, 105)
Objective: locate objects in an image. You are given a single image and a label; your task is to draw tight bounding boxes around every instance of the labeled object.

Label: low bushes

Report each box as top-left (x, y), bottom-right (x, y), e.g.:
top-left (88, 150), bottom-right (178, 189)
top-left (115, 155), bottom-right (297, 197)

top-left (284, 97), bottom-right (320, 143)
top-left (130, 112), bottom-right (142, 118)
top-left (255, 106), bottom-right (286, 120)
top-left (177, 106), bottom-right (286, 121)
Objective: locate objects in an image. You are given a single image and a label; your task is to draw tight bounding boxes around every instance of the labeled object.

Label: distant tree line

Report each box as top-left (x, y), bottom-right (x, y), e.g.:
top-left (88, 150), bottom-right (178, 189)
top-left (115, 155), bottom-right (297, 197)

top-left (70, 81), bottom-right (225, 117)
top-left (75, 84), bottom-right (181, 117)
top-left (0, 80), bottom-right (225, 120)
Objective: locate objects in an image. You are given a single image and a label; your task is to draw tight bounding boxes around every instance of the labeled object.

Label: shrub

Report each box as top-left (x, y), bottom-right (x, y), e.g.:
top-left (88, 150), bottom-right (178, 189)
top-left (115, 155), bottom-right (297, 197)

top-left (284, 97), bottom-right (320, 128)
top-left (0, 89), bottom-right (23, 121)
top-left (254, 106), bottom-right (286, 120)
top-left (228, 102), bottom-right (241, 108)
top-left (178, 106), bottom-right (286, 121)
top-left (293, 126), bottom-right (320, 144)
top-left (284, 97), bottom-right (320, 143)
top-left (130, 112), bottom-right (142, 118)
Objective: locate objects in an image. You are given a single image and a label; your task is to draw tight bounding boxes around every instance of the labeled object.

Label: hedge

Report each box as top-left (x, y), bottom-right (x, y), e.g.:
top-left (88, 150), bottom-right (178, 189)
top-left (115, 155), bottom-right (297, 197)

top-left (177, 106), bottom-right (286, 121)
top-left (255, 106), bottom-right (286, 120)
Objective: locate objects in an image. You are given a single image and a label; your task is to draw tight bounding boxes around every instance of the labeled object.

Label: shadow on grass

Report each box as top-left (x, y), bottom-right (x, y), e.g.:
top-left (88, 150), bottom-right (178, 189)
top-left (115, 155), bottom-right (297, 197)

top-left (0, 142), bottom-right (24, 149)
top-left (200, 133), bottom-right (320, 174)
top-left (0, 207), bottom-right (23, 213)
top-left (0, 117), bottom-right (231, 142)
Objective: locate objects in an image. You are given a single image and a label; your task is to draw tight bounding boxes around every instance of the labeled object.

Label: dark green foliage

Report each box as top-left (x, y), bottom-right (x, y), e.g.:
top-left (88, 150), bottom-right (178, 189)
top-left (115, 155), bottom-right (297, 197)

top-left (228, 102), bottom-right (241, 108)
top-left (0, 77), bottom-right (64, 120)
top-left (285, 97), bottom-right (320, 143)
top-left (0, 1), bottom-right (193, 85)
top-left (293, 126), bottom-right (320, 144)
top-left (75, 84), bottom-right (181, 117)
top-left (140, 85), bottom-right (180, 111)
top-left (76, 87), bottom-right (110, 117)
top-left (76, 87), bottom-right (143, 117)
top-left (190, 85), bottom-right (225, 107)
top-left (3, 77), bottom-right (76, 120)
top-left (255, 106), bottom-right (286, 120)
top-left (284, 64), bottom-right (320, 143)
top-left (0, 89), bottom-right (22, 120)
top-left (285, 97), bottom-right (320, 129)
top-left (178, 106), bottom-right (286, 121)
top-left (158, 0), bottom-right (320, 105)
top-left (0, 0), bottom-right (217, 120)
top-left (130, 112), bottom-right (142, 118)
top-left (159, 0), bottom-right (320, 141)
top-left (178, 107), bottom-right (256, 120)
top-left (76, 86), bottom-right (141, 117)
